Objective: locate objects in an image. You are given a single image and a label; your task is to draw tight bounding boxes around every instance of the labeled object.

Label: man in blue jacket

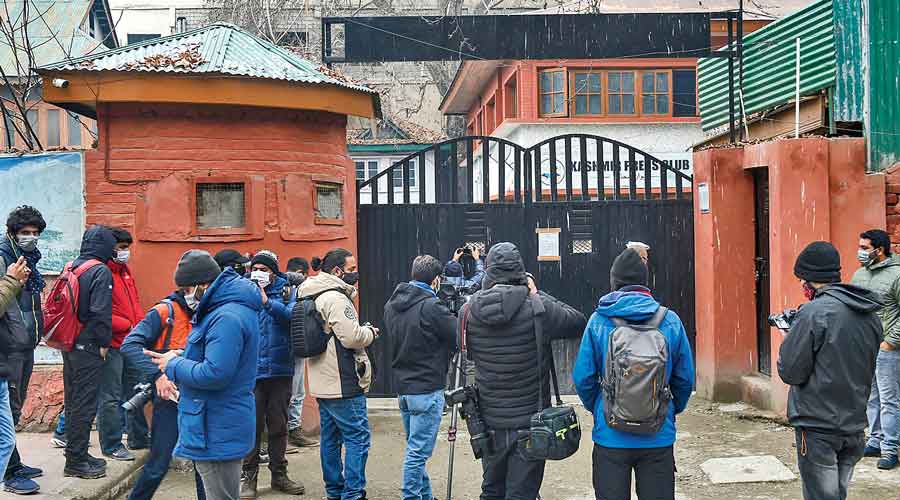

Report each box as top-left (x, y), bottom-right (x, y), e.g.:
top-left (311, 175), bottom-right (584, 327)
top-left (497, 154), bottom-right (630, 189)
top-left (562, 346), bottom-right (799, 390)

top-left (147, 250), bottom-right (261, 500)
top-left (240, 250), bottom-right (305, 498)
top-left (573, 248), bottom-right (695, 500)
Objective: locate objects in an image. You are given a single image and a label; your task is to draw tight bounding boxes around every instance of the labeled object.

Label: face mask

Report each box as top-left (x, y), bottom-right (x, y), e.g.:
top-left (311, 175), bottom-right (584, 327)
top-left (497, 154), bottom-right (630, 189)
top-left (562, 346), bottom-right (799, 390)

top-left (250, 270), bottom-right (271, 288)
top-left (184, 290), bottom-right (199, 311)
top-left (858, 249), bottom-right (876, 266)
top-left (802, 282), bottom-right (817, 301)
top-left (341, 271), bottom-right (360, 286)
top-left (114, 250), bottom-right (130, 264)
top-left (16, 235), bottom-right (38, 252)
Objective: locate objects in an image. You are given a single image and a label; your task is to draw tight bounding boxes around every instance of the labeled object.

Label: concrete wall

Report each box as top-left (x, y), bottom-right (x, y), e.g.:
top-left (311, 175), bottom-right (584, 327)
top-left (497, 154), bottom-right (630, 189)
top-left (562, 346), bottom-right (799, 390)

top-left (693, 137), bottom-right (884, 412)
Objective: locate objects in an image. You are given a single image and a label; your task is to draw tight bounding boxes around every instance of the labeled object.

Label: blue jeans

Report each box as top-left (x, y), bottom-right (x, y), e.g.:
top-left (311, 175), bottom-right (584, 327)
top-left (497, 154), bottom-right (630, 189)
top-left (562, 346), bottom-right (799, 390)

top-left (97, 348), bottom-right (149, 454)
top-left (318, 395), bottom-right (370, 500)
top-left (0, 381), bottom-right (16, 489)
top-left (128, 398), bottom-right (206, 500)
top-left (399, 391), bottom-right (444, 500)
top-left (288, 358), bottom-right (306, 430)
top-left (867, 349), bottom-right (900, 456)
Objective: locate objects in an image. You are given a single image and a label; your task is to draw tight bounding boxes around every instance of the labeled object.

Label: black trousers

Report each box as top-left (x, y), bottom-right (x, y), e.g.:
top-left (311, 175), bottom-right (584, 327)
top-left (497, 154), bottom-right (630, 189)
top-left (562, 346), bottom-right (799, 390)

top-left (480, 429), bottom-right (545, 500)
top-left (4, 350), bottom-right (34, 479)
top-left (63, 347), bottom-right (104, 464)
top-left (243, 376), bottom-right (293, 474)
top-left (592, 444), bottom-right (675, 500)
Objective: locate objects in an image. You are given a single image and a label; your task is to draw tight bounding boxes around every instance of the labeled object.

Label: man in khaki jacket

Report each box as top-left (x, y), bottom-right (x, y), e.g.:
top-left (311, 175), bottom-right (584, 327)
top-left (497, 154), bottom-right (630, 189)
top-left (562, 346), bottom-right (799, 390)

top-left (298, 248), bottom-right (377, 500)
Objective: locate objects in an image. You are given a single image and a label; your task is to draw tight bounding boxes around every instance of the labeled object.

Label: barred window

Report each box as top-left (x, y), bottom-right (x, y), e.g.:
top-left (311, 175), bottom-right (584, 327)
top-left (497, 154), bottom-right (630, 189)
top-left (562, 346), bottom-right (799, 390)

top-left (196, 183), bottom-right (246, 229)
top-left (315, 183), bottom-right (343, 221)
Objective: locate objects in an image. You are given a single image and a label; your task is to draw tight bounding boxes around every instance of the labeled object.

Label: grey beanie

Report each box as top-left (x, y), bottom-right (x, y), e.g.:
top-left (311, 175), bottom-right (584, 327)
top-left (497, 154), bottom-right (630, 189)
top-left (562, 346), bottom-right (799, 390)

top-left (610, 248), bottom-right (649, 291)
top-left (175, 250), bottom-right (221, 287)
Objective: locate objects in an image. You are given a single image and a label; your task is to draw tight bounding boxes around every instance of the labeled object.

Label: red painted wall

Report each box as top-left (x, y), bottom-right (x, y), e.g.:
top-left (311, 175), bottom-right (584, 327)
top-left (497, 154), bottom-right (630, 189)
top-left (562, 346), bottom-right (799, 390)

top-left (694, 138), bottom-right (884, 412)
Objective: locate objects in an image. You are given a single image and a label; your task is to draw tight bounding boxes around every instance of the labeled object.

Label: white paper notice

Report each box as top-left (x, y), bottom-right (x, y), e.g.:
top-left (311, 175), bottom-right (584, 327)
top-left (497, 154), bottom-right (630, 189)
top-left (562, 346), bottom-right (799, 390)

top-left (537, 229), bottom-right (560, 261)
top-left (698, 183), bottom-right (710, 214)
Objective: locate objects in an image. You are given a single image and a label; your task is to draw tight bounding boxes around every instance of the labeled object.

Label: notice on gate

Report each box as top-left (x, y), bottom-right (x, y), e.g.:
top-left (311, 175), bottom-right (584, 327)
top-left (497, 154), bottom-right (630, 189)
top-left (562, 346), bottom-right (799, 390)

top-left (536, 228), bottom-right (561, 262)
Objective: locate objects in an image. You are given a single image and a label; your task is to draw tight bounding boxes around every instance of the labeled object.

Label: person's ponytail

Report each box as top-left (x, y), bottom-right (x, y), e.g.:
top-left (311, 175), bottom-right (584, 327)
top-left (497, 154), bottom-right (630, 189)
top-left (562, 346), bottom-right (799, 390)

top-left (311, 256), bottom-right (323, 272)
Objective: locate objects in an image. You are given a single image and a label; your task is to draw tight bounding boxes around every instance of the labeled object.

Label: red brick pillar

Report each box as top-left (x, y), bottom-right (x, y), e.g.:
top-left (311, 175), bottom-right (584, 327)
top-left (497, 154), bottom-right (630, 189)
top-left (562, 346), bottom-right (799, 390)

top-left (886, 163), bottom-right (900, 253)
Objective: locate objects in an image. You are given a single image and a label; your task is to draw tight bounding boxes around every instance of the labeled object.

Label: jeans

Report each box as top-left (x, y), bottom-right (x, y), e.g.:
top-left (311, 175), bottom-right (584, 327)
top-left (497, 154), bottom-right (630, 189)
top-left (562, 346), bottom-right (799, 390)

top-left (480, 429), bottom-right (545, 500)
top-left (5, 351), bottom-right (34, 479)
top-left (288, 358), bottom-right (306, 431)
top-left (867, 349), bottom-right (900, 457)
top-left (195, 459), bottom-right (241, 500)
top-left (591, 444), bottom-right (675, 500)
top-left (318, 395), bottom-right (370, 500)
top-left (244, 377), bottom-right (292, 474)
top-left (63, 347), bottom-right (104, 464)
top-left (128, 398), bottom-right (206, 500)
top-left (796, 428), bottom-right (864, 500)
top-left (399, 390), bottom-right (444, 500)
top-left (0, 381), bottom-right (16, 489)
top-left (97, 348), bottom-right (149, 454)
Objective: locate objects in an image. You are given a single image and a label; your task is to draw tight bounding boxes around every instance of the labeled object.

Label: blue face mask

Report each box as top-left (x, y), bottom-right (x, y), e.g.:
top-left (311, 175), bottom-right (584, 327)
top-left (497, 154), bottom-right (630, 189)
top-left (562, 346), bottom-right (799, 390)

top-left (16, 235), bottom-right (38, 252)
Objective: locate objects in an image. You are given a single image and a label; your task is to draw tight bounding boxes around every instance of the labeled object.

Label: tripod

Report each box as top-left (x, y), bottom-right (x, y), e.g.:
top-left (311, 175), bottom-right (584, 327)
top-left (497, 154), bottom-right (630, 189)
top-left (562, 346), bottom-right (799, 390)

top-left (445, 350), bottom-right (464, 500)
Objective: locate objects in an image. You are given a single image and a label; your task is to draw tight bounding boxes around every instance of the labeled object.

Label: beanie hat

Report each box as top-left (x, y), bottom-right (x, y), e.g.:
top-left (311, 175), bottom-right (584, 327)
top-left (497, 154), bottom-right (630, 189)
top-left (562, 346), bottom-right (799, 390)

top-left (610, 248), bottom-right (649, 291)
top-left (214, 249), bottom-right (248, 271)
top-left (252, 250), bottom-right (280, 274)
top-left (483, 242), bottom-right (527, 289)
top-left (794, 241), bottom-right (841, 283)
top-left (175, 250), bottom-right (221, 287)
top-left (444, 261), bottom-right (464, 278)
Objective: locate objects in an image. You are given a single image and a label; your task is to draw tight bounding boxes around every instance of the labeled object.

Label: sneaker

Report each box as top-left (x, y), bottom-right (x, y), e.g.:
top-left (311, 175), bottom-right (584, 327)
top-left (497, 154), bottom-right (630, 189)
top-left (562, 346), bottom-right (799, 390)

top-left (258, 449), bottom-right (269, 465)
top-left (50, 436), bottom-right (67, 448)
top-left (285, 442), bottom-right (300, 455)
top-left (878, 454), bottom-right (899, 470)
top-left (103, 447), bottom-right (135, 462)
top-left (3, 475), bottom-right (40, 495)
top-left (64, 461), bottom-right (106, 480)
top-left (288, 428), bottom-right (320, 448)
top-left (12, 464), bottom-right (43, 479)
top-left (865, 445), bottom-right (882, 458)
top-left (87, 455), bottom-right (107, 469)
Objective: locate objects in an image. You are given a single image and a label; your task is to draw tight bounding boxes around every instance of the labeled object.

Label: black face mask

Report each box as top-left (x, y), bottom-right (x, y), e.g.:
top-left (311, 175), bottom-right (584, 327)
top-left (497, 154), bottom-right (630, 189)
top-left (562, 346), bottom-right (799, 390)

top-left (341, 271), bottom-right (360, 286)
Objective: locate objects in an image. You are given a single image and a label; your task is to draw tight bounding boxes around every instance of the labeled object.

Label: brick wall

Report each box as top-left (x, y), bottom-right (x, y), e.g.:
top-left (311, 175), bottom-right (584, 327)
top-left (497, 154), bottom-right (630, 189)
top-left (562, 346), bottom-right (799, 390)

top-left (886, 163), bottom-right (900, 252)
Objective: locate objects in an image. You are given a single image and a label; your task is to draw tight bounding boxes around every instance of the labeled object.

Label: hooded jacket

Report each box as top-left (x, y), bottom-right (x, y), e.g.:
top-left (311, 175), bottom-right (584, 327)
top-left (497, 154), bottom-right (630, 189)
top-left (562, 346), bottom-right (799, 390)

top-left (257, 274), bottom-right (296, 380)
top-left (0, 237), bottom-right (43, 351)
top-left (384, 282), bottom-right (457, 395)
top-left (121, 291), bottom-right (193, 385)
top-left (573, 288), bottom-right (695, 449)
top-left (165, 268), bottom-right (262, 462)
top-left (73, 226), bottom-right (116, 347)
top-left (108, 260), bottom-right (144, 349)
top-left (777, 284), bottom-right (882, 433)
top-left (0, 275), bottom-right (26, 379)
top-left (851, 256), bottom-right (900, 347)
top-left (298, 272), bottom-right (377, 399)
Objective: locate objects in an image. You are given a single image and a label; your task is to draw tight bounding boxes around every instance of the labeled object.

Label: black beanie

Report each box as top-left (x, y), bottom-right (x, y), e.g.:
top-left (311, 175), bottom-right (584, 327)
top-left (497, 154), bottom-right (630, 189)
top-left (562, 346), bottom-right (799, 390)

top-left (610, 248), bottom-right (649, 290)
top-left (175, 250), bottom-right (221, 287)
top-left (794, 241), bottom-right (841, 283)
top-left (214, 249), bottom-right (248, 271)
top-left (251, 250), bottom-right (280, 274)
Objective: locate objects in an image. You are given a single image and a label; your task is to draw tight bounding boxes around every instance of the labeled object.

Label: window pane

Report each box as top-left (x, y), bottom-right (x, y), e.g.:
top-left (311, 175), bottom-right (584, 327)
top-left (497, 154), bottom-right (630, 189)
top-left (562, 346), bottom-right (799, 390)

top-left (540, 72), bottom-right (552, 91)
top-left (657, 95), bottom-right (669, 114)
top-left (623, 94), bottom-right (635, 114)
top-left (623, 72), bottom-right (634, 91)
top-left (196, 183), bottom-right (246, 229)
top-left (642, 73), bottom-right (654, 93)
top-left (25, 110), bottom-right (38, 138)
top-left (589, 73), bottom-right (601, 93)
top-left (355, 161), bottom-right (365, 181)
top-left (642, 95), bottom-right (654, 113)
top-left (553, 94), bottom-right (564, 114)
top-left (393, 168), bottom-right (402, 188)
top-left (609, 73), bottom-right (620, 92)
top-left (541, 95), bottom-right (552, 114)
top-left (589, 95), bottom-right (601, 114)
top-left (609, 96), bottom-right (621, 114)
top-left (553, 71), bottom-right (564, 91)
top-left (574, 73), bottom-right (587, 94)
top-left (67, 113), bottom-right (81, 146)
top-left (575, 96), bottom-right (587, 114)
top-left (408, 161), bottom-right (417, 185)
top-left (315, 184), bottom-right (343, 220)
top-left (46, 109), bottom-right (60, 147)
top-left (657, 73), bottom-right (669, 92)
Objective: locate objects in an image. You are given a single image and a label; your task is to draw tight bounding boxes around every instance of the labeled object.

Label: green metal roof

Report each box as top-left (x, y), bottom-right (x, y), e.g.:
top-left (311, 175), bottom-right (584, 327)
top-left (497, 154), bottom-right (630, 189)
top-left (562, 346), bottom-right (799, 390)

top-left (698, 0), bottom-right (836, 132)
top-left (39, 23), bottom-right (376, 95)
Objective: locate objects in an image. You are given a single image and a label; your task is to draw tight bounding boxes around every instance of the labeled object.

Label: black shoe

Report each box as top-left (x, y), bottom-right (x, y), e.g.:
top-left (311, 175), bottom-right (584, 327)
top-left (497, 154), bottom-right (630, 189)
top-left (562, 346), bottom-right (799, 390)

top-left (64, 461), bottom-right (106, 479)
top-left (87, 455), bottom-right (107, 469)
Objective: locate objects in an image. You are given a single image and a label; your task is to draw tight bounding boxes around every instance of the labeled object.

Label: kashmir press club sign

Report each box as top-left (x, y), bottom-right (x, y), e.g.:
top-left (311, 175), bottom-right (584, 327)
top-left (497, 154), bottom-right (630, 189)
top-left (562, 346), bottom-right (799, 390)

top-left (538, 151), bottom-right (693, 189)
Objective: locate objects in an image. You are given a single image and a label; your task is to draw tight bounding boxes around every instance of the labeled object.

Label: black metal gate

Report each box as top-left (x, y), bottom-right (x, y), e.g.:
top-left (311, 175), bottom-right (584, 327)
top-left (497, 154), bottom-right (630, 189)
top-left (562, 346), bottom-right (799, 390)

top-left (357, 135), bottom-right (694, 397)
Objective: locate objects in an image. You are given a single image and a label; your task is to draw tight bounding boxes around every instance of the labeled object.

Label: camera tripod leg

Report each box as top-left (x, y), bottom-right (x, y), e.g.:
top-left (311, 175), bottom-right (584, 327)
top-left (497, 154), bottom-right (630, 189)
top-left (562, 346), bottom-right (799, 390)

top-left (446, 352), bottom-right (464, 500)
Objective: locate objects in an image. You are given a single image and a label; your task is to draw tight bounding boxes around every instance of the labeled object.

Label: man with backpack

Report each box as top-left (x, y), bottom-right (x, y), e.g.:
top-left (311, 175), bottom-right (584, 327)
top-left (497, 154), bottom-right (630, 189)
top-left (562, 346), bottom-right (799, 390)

top-left (464, 242), bottom-right (585, 500)
top-left (573, 248), bottom-right (695, 500)
top-left (120, 252), bottom-right (214, 500)
top-left (284, 256), bottom-right (318, 449)
top-left (61, 225), bottom-right (117, 479)
top-left (240, 250), bottom-right (306, 498)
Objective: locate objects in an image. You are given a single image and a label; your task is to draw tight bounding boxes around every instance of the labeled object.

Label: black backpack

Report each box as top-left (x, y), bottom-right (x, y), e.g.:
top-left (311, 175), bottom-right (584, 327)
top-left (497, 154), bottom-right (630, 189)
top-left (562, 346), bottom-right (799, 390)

top-left (291, 289), bottom-right (340, 358)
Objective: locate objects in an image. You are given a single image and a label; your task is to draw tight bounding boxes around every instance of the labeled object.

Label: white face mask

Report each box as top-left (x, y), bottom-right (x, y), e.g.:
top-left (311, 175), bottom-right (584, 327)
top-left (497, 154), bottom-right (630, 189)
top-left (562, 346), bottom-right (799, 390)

top-left (114, 249), bottom-right (130, 264)
top-left (250, 270), bottom-right (271, 288)
top-left (184, 285), bottom-right (205, 310)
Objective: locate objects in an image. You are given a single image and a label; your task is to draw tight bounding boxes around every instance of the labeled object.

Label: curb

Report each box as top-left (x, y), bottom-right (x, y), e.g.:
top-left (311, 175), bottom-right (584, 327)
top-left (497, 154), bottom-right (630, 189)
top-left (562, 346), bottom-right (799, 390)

top-left (71, 454), bottom-right (148, 500)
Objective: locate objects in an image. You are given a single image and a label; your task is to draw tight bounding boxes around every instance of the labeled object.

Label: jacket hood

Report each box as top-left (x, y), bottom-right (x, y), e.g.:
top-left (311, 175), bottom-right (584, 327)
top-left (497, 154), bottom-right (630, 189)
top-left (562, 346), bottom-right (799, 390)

top-left (298, 271), bottom-right (355, 299)
top-left (387, 282), bottom-right (434, 312)
top-left (482, 242), bottom-right (527, 290)
top-left (79, 226), bottom-right (116, 262)
top-left (469, 283), bottom-right (529, 325)
top-left (196, 268), bottom-right (263, 320)
top-left (596, 288), bottom-right (660, 322)
top-left (817, 283), bottom-right (883, 313)
top-left (868, 255), bottom-right (900, 272)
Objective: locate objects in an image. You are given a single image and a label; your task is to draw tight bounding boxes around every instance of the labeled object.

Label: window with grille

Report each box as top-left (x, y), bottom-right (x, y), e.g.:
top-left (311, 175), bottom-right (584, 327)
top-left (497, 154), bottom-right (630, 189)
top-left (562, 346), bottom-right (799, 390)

top-left (573, 239), bottom-right (593, 254)
top-left (196, 183), bottom-right (246, 229)
top-left (539, 69), bottom-right (567, 116)
top-left (315, 183), bottom-right (343, 222)
top-left (573, 72), bottom-right (602, 115)
top-left (641, 71), bottom-right (670, 115)
top-left (607, 72), bottom-right (635, 115)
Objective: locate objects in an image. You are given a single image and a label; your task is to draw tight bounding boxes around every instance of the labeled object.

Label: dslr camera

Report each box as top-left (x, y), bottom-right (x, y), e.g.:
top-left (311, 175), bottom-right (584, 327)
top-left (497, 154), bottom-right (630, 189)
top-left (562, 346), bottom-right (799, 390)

top-left (768, 309), bottom-right (799, 332)
top-left (122, 382), bottom-right (153, 413)
top-left (445, 384), bottom-right (492, 459)
top-left (438, 282), bottom-right (475, 316)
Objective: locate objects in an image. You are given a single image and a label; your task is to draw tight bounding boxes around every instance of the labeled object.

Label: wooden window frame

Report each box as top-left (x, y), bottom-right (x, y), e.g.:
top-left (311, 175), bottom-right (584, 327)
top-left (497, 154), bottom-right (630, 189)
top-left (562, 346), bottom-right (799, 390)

top-left (538, 68), bottom-right (568, 118)
top-left (503, 72), bottom-right (518, 119)
top-left (191, 177), bottom-right (251, 236)
top-left (570, 70), bottom-right (603, 117)
top-left (639, 70), bottom-right (673, 117)
top-left (485, 97), bottom-right (496, 133)
top-left (606, 70), bottom-right (638, 116)
top-left (313, 179), bottom-right (345, 226)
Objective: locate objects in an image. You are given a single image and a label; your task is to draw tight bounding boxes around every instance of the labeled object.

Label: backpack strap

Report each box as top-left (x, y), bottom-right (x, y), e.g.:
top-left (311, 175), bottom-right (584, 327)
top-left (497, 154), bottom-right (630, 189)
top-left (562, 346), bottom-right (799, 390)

top-left (157, 300), bottom-right (175, 351)
top-left (647, 307), bottom-right (668, 329)
top-left (533, 295), bottom-right (564, 409)
top-left (71, 259), bottom-right (102, 276)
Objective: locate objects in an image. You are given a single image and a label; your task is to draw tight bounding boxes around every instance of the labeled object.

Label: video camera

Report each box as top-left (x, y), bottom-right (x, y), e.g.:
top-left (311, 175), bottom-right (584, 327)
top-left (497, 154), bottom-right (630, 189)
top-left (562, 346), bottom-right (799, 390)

top-left (768, 309), bottom-right (799, 332)
top-left (122, 382), bottom-right (153, 413)
top-left (438, 282), bottom-right (475, 316)
top-left (445, 384), bottom-right (492, 459)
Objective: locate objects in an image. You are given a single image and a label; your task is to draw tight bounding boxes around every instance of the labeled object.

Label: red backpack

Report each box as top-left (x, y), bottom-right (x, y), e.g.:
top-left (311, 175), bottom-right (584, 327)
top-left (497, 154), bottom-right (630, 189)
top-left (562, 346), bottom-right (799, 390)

top-left (43, 259), bottom-right (103, 352)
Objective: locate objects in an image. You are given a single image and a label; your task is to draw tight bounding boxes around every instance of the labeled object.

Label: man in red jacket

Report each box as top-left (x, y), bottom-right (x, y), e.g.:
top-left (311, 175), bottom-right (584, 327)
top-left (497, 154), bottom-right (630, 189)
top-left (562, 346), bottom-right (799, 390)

top-left (96, 228), bottom-right (149, 461)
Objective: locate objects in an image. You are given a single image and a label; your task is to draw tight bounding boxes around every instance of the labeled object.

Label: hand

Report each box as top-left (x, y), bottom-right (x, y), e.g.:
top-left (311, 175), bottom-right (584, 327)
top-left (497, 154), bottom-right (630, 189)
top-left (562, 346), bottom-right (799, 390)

top-left (99, 347), bottom-right (109, 360)
top-left (144, 349), bottom-right (183, 373)
top-left (5, 257), bottom-right (30, 283)
top-left (527, 276), bottom-right (538, 296)
top-left (453, 248), bottom-right (465, 262)
top-left (473, 247), bottom-right (481, 260)
top-left (155, 374), bottom-right (178, 401)
top-left (881, 341), bottom-right (895, 351)
top-left (259, 285), bottom-right (268, 305)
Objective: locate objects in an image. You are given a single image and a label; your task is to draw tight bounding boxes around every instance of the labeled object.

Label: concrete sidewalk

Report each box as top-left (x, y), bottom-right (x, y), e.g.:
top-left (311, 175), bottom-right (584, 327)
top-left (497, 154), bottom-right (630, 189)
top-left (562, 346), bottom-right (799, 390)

top-left (8, 432), bottom-right (147, 500)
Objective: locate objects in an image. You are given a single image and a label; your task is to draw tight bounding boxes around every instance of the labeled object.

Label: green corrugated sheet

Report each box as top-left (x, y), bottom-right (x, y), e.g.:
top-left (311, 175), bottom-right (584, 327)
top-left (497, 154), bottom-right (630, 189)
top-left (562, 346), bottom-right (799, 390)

top-left (868, 0), bottom-right (900, 171)
top-left (698, 0), bottom-right (836, 131)
top-left (833, 0), bottom-right (864, 122)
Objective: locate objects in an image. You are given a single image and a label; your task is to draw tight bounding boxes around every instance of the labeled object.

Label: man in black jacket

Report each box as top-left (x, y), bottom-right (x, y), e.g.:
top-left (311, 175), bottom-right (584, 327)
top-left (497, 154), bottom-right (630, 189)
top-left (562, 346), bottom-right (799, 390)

top-left (64, 225), bottom-right (116, 479)
top-left (465, 242), bottom-right (586, 500)
top-left (778, 241), bottom-right (882, 500)
top-left (384, 255), bottom-right (457, 500)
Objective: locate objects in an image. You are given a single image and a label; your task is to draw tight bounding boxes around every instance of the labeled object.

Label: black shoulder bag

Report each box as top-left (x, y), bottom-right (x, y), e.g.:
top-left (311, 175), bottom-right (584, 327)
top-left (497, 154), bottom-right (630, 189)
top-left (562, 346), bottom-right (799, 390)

top-left (520, 295), bottom-right (581, 461)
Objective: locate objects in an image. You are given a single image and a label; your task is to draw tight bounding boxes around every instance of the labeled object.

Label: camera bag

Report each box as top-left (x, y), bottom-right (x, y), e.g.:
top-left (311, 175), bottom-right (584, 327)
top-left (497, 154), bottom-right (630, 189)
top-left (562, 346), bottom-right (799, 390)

top-left (520, 295), bottom-right (581, 461)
